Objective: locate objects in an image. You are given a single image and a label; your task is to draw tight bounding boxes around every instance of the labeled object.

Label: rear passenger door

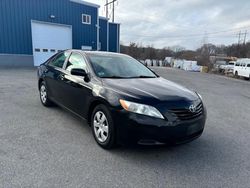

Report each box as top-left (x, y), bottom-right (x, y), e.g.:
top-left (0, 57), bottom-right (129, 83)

top-left (45, 51), bottom-right (70, 104)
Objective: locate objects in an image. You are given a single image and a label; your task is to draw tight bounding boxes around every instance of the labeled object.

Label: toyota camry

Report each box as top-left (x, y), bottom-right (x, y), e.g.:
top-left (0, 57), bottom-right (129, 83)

top-left (37, 50), bottom-right (206, 149)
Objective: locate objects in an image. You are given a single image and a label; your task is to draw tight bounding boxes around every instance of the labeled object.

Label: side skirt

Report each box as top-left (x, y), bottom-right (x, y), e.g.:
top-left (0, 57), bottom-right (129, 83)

top-left (49, 97), bottom-right (88, 124)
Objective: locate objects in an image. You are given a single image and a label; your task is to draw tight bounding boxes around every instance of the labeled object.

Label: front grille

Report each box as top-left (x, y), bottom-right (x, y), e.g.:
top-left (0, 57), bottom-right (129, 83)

top-left (169, 102), bottom-right (203, 121)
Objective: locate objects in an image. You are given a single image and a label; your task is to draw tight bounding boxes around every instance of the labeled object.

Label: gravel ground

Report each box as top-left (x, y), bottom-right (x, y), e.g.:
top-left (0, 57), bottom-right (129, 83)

top-left (0, 67), bottom-right (250, 188)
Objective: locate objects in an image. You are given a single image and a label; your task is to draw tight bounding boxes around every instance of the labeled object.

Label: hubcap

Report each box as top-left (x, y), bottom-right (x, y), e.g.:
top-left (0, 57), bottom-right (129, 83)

top-left (40, 85), bottom-right (47, 104)
top-left (93, 111), bottom-right (109, 143)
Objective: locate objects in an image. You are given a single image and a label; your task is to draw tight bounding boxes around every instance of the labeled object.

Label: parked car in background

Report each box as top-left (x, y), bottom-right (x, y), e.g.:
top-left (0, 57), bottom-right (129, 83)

top-left (214, 60), bottom-right (227, 73)
top-left (234, 59), bottom-right (250, 79)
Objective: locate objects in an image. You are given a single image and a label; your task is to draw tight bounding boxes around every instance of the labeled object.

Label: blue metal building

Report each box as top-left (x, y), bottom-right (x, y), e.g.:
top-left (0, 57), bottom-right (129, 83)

top-left (109, 23), bottom-right (120, 52)
top-left (0, 0), bottom-right (120, 66)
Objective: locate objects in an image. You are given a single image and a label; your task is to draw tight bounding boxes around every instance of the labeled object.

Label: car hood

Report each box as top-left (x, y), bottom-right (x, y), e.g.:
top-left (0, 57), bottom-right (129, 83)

top-left (102, 77), bottom-right (198, 103)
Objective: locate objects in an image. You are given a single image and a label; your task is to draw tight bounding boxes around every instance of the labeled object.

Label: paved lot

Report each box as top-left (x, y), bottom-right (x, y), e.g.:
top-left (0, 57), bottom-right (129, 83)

top-left (0, 67), bottom-right (250, 188)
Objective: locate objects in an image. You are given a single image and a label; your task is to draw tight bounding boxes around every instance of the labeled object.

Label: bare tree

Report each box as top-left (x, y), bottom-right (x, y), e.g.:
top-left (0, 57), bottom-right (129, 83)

top-left (196, 43), bottom-right (216, 67)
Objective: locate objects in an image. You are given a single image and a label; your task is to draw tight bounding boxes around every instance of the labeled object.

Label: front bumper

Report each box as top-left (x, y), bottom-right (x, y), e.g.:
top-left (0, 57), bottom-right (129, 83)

top-left (111, 106), bottom-right (207, 145)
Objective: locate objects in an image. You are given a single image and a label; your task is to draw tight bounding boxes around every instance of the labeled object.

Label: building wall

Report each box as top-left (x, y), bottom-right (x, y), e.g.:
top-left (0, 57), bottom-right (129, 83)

top-left (109, 23), bottom-right (120, 52)
top-left (0, 54), bottom-right (33, 67)
top-left (99, 18), bottom-right (108, 51)
top-left (0, 0), bottom-right (98, 55)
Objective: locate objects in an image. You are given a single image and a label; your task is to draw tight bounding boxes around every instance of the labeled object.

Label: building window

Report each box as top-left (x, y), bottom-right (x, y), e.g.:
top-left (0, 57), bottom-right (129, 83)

top-left (82, 14), bottom-right (91, 24)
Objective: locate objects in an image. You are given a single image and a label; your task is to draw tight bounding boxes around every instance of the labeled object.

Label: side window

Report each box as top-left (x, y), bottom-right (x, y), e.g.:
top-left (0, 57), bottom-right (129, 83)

top-left (49, 52), bottom-right (69, 68)
top-left (65, 53), bottom-right (87, 73)
top-left (247, 64), bottom-right (250, 67)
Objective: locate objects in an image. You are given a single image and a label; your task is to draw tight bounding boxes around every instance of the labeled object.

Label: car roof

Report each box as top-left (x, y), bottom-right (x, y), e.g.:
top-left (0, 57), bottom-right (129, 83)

top-left (66, 49), bottom-right (124, 57)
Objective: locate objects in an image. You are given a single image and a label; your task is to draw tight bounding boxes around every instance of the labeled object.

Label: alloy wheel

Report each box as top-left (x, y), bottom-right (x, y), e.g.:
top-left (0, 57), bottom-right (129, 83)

top-left (40, 85), bottom-right (47, 104)
top-left (93, 111), bottom-right (109, 143)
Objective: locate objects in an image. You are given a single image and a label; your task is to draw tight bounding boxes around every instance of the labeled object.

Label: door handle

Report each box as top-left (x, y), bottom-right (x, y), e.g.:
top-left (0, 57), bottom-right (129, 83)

top-left (59, 75), bottom-right (64, 80)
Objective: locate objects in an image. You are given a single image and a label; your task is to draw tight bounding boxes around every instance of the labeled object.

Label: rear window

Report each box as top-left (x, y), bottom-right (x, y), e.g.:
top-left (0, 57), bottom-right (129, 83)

top-left (48, 51), bottom-right (70, 68)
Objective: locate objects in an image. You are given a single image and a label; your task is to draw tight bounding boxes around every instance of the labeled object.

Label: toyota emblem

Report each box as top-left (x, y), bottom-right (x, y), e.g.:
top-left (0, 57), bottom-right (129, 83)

top-left (189, 105), bottom-right (196, 113)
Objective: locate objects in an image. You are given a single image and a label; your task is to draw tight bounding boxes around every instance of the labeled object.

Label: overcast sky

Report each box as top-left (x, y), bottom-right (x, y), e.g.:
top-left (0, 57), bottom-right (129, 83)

top-left (86, 0), bottom-right (250, 50)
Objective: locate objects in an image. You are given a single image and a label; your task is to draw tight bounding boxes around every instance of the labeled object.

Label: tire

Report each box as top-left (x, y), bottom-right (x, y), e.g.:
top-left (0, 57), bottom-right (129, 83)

top-left (39, 81), bottom-right (53, 107)
top-left (235, 71), bottom-right (239, 78)
top-left (91, 104), bottom-right (116, 149)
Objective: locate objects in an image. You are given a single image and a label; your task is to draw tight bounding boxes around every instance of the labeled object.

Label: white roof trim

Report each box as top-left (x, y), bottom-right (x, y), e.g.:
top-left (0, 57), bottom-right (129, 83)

top-left (99, 16), bottom-right (109, 20)
top-left (70, 0), bottom-right (100, 8)
top-left (109, 22), bottom-right (121, 25)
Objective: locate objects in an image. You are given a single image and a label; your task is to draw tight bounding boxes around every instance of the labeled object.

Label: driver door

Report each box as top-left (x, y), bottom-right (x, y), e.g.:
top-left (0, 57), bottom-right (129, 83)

top-left (60, 52), bottom-right (92, 116)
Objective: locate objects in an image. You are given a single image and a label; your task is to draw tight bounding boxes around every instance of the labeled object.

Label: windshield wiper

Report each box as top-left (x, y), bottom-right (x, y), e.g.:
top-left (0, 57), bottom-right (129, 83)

top-left (100, 75), bottom-right (157, 79)
top-left (100, 76), bottom-right (126, 79)
top-left (132, 75), bottom-right (157, 78)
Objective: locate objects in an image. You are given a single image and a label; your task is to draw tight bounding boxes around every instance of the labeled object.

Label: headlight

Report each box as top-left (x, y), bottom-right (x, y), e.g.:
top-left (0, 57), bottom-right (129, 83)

top-left (119, 99), bottom-right (164, 119)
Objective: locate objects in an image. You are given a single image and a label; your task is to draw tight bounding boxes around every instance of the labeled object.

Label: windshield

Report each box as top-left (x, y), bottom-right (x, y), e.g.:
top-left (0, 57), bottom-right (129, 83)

top-left (87, 53), bottom-right (157, 78)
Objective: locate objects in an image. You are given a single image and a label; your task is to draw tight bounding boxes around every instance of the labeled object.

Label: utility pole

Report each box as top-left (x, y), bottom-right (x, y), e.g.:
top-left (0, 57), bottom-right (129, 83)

top-left (104, 0), bottom-right (118, 22)
top-left (237, 31), bottom-right (241, 57)
top-left (237, 30), bottom-right (248, 57)
top-left (237, 30), bottom-right (247, 45)
top-left (238, 31), bottom-right (242, 45)
top-left (202, 31), bottom-right (208, 46)
top-left (106, 0), bottom-right (108, 19)
top-left (243, 30), bottom-right (247, 45)
top-left (112, 0), bottom-right (115, 22)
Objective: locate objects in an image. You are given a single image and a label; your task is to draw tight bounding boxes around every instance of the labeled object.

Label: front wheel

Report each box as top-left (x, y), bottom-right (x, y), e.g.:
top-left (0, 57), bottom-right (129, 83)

top-left (91, 104), bottom-right (116, 149)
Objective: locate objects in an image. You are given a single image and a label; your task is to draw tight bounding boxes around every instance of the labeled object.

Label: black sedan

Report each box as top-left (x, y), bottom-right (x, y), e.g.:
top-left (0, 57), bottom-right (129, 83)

top-left (37, 50), bottom-right (206, 149)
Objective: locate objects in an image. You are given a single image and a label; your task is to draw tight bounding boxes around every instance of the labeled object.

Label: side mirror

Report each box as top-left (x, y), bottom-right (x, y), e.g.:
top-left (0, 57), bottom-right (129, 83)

top-left (71, 68), bottom-right (90, 82)
top-left (71, 68), bottom-right (87, 77)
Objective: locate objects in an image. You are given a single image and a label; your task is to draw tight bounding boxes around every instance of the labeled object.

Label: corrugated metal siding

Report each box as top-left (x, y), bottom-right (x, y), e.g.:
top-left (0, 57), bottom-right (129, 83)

top-left (99, 18), bottom-right (108, 51)
top-left (117, 24), bottom-right (120, 52)
top-left (0, 0), bottom-right (98, 54)
top-left (109, 23), bottom-right (120, 52)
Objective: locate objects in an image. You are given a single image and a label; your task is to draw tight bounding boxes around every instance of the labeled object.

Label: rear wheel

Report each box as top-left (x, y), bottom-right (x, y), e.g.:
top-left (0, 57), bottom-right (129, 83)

top-left (91, 104), bottom-right (116, 149)
top-left (39, 81), bottom-right (53, 107)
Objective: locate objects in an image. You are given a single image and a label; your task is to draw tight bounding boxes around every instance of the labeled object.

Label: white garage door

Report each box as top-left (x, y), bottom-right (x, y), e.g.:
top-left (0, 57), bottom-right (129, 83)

top-left (31, 21), bottom-right (72, 66)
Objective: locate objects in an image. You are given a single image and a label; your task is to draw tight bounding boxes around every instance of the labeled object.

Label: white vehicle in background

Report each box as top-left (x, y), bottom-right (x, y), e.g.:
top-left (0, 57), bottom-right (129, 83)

top-left (222, 61), bottom-right (235, 74)
top-left (217, 60), bottom-right (235, 73)
top-left (234, 59), bottom-right (250, 79)
top-left (214, 60), bottom-right (227, 73)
